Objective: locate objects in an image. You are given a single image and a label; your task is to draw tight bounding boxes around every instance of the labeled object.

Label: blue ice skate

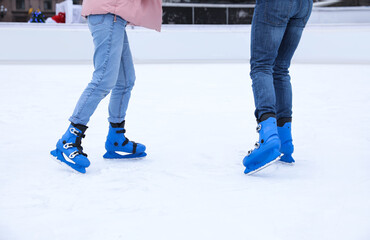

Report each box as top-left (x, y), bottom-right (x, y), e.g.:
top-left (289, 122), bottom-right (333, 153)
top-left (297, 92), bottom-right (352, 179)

top-left (50, 123), bottom-right (90, 174)
top-left (103, 121), bottom-right (146, 159)
top-left (278, 122), bottom-right (295, 164)
top-left (243, 117), bottom-right (281, 175)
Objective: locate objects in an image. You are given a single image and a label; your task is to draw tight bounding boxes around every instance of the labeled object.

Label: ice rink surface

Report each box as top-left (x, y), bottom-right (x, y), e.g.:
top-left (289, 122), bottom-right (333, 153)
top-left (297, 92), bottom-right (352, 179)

top-left (0, 63), bottom-right (369, 240)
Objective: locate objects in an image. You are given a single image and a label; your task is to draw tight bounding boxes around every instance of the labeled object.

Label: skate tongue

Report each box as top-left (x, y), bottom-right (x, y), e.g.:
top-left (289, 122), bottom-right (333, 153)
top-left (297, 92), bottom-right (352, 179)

top-left (71, 122), bottom-right (88, 133)
top-left (110, 120), bottom-right (125, 128)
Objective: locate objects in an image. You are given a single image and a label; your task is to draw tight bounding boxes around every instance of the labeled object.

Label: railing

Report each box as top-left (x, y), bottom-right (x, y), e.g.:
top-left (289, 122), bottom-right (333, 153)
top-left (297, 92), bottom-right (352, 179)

top-left (162, 3), bottom-right (255, 24)
top-left (314, 0), bottom-right (341, 7)
top-left (162, 1), bottom-right (341, 25)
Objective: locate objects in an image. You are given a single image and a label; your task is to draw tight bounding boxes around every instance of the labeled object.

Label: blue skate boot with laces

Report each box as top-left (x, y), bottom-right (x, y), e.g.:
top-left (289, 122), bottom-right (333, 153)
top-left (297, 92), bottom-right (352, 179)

top-left (50, 123), bottom-right (90, 174)
top-left (277, 120), bottom-right (295, 164)
top-left (103, 121), bottom-right (147, 159)
top-left (243, 116), bottom-right (282, 175)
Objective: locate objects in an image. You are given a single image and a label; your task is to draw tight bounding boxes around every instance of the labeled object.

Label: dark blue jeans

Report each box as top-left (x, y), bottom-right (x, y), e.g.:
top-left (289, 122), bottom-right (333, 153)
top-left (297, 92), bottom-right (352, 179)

top-left (250, 0), bottom-right (312, 121)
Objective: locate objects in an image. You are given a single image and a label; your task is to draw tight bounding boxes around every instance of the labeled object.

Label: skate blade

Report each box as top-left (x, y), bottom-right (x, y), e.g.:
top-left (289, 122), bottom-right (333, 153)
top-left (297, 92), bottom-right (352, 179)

top-left (50, 149), bottom-right (86, 174)
top-left (103, 151), bottom-right (147, 160)
top-left (278, 160), bottom-right (295, 166)
top-left (245, 154), bottom-right (281, 175)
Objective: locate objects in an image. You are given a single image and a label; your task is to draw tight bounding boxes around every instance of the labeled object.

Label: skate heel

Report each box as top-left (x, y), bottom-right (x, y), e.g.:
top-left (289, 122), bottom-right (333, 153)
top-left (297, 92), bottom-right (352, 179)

top-left (280, 154), bottom-right (295, 164)
top-left (278, 122), bottom-right (295, 164)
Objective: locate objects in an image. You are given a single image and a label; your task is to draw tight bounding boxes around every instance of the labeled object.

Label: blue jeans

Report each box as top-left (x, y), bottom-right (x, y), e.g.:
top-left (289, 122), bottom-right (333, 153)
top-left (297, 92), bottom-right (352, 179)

top-left (69, 14), bottom-right (135, 125)
top-left (250, 0), bottom-right (312, 121)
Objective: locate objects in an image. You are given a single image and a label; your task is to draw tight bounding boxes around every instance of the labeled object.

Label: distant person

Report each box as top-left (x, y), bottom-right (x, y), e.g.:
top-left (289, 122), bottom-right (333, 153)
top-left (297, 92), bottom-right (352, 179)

top-left (51, 0), bottom-right (162, 174)
top-left (243, 0), bottom-right (313, 174)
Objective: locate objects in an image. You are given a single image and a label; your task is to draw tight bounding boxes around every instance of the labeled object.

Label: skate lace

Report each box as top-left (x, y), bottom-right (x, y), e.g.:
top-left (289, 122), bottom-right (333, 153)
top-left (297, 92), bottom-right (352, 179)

top-left (115, 129), bottom-right (130, 144)
top-left (116, 129), bottom-right (126, 134)
top-left (67, 128), bottom-right (88, 158)
top-left (247, 124), bottom-right (262, 156)
top-left (115, 129), bottom-right (137, 153)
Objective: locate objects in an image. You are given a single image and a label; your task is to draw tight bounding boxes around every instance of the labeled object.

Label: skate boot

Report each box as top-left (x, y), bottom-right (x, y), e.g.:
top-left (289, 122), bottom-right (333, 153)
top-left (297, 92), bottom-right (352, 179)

top-left (50, 123), bottom-right (90, 174)
top-left (278, 122), bottom-right (295, 164)
top-left (243, 117), bottom-right (282, 175)
top-left (103, 121), bottom-right (147, 159)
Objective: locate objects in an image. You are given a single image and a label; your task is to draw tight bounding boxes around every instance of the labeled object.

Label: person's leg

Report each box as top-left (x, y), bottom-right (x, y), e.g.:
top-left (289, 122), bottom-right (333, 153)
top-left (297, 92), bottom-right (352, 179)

top-left (272, 24), bottom-right (304, 164)
top-left (108, 30), bottom-right (136, 124)
top-left (273, 0), bottom-right (313, 163)
top-left (52, 14), bottom-right (127, 173)
top-left (250, 0), bottom-right (291, 121)
top-left (103, 23), bottom-right (146, 159)
top-left (272, 24), bottom-right (304, 122)
top-left (244, 0), bottom-right (295, 174)
top-left (69, 14), bottom-right (127, 126)
top-left (274, 0), bottom-right (312, 121)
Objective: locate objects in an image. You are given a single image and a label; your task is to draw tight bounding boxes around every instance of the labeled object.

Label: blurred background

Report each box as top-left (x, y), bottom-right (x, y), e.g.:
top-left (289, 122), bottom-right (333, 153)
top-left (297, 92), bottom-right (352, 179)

top-left (1, 0), bottom-right (369, 64)
top-left (0, 0), bottom-right (369, 24)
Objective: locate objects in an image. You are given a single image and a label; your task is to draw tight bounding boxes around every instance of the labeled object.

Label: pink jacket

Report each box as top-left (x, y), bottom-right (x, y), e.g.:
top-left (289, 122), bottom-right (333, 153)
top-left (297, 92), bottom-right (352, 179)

top-left (81, 0), bottom-right (162, 32)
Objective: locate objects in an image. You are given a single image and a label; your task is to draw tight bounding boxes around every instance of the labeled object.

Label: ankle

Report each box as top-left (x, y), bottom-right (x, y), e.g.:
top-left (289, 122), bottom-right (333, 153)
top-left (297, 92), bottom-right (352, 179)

top-left (277, 117), bottom-right (292, 127)
top-left (258, 113), bottom-right (276, 123)
top-left (110, 120), bottom-right (125, 128)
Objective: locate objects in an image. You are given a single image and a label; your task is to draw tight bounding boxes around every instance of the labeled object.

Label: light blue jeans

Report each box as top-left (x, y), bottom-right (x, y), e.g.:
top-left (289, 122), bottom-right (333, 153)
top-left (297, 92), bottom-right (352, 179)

top-left (69, 14), bottom-right (135, 125)
top-left (250, 0), bottom-right (312, 122)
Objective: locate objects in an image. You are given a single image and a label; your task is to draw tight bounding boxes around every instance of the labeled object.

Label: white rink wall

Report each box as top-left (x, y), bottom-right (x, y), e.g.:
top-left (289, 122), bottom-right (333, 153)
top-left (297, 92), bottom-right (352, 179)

top-left (1, 23), bottom-right (370, 64)
top-left (309, 7), bottom-right (370, 24)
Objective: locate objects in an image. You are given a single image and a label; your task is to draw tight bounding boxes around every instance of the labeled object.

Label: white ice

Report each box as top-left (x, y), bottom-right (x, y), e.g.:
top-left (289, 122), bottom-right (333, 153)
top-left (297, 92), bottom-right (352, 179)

top-left (0, 63), bottom-right (369, 240)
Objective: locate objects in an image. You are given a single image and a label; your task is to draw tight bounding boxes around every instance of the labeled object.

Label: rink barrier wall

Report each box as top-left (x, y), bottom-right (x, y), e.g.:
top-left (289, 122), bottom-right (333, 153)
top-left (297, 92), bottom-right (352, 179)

top-left (308, 7), bottom-right (370, 24)
top-left (0, 23), bottom-right (370, 64)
